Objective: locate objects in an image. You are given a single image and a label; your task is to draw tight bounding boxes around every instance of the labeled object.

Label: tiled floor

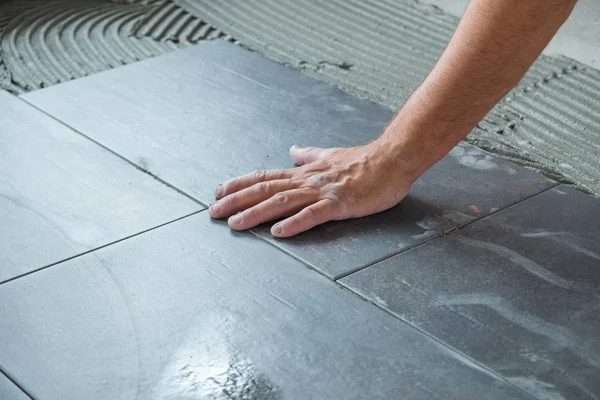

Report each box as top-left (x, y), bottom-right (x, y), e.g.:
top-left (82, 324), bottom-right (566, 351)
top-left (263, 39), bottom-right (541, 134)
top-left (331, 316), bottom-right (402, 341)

top-left (342, 185), bottom-right (600, 399)
top-left (0, 91), bottom-right (200, 283)
top-left (21, 41), bottom-right (556, 279)
top-left (1, 41), bottom-right (598, 399)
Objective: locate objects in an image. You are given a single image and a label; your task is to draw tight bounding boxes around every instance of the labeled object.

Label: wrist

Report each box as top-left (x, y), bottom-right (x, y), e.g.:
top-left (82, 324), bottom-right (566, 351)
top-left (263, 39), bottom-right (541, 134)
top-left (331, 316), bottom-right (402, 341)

top-left (371, 94), bottom-right (471, 184)
top-left (365, 134), bottom-right (428, 186)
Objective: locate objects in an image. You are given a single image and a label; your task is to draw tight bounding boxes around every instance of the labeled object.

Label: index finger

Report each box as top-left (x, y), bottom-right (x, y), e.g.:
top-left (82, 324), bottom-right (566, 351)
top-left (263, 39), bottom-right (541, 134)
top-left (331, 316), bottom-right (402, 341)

top-left (216, 169), bottom-right (294, 198)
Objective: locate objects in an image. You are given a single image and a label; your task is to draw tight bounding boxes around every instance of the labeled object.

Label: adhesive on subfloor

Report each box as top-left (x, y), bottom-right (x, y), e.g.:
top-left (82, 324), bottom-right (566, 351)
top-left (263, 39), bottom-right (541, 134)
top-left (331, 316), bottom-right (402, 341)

top-left (173, 0), bottom-right (600, 195)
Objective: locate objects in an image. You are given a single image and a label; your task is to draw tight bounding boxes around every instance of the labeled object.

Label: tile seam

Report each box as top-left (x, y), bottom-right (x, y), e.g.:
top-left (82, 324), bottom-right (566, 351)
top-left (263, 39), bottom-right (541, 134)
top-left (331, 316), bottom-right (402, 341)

top-left (0, 368), bottom-right (36, 400)
top-left (19, 96), bottom-right (206, 206)
top-left (0, 210), bottom-right (204, 286)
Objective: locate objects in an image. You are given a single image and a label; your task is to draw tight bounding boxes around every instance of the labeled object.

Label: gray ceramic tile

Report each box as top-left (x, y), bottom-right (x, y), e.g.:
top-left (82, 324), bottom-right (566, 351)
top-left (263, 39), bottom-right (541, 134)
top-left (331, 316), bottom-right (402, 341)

top-left (0, 212), bottom-right (528, 400)
top-left (22, 41), bottom-right (555, 279)
top-left (0, 91), bottom-right (200, 283)
top-left (341, 185), bottom-right (600, 400)
top-left (0, 372), bottom-right (30, 400)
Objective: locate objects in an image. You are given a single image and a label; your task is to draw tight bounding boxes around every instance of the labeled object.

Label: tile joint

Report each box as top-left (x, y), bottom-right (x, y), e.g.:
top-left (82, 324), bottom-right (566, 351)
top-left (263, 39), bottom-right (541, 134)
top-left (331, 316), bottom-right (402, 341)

top-left (19, 96), bottom-right (205, 206)
top-left (0, 368), bottom-right (37, 400)
top-left (0, 210), bottom-right (205, 286)
top-left (337, 181), bottom-right (561, 281)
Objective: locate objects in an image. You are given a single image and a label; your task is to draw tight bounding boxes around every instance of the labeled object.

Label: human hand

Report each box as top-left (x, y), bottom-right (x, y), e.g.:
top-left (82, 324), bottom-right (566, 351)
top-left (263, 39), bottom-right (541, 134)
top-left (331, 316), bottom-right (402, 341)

top-left (208, 140), bottom-right (414, 237)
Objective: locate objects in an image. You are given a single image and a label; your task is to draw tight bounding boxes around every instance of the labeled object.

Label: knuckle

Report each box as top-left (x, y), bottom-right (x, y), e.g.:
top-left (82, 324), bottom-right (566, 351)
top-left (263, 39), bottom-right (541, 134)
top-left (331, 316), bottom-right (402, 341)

top-left (289, 214), bottom-right (301, 227)
top-left (257, 181), bottom-right (271, 193)
top-left (253, 170), bottom-right (266, 180)
top-left (274, 192), bottom-right (288, 204)
top-left (305, 205), bottom-right (320, 220)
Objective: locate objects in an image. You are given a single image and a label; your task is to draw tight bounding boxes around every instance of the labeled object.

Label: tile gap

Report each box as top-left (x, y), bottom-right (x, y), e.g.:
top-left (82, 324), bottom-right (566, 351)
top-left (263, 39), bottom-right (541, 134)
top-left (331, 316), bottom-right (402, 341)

top-left (246, 230), bottom-right (332, 278)
top-left (445, 182), bottom-right (561, 233)
top-left (0, 210), bottom-right (205, 286)
top-left (333, 232), bottom-right (444, 281)
top-left (0, 368), bottom-right (36, 400)
top-left (334, 282), bottom-right (539, 400)
top-left (339, 182), bottom-right (563, 283)
top-left (19, 97), bottom-right (207, 207)
top-left (248, 181), bottom-right (561, 283)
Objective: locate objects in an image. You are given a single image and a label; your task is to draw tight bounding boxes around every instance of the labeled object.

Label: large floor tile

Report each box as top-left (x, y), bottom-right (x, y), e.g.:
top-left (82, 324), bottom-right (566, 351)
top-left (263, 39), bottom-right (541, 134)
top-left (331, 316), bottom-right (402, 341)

top-left (341, 185), bottom-right (600, 399)
top-left (0, 212), bottom-right (528, 400)
top-left (22, 41), bottom-right (555, 279)
top-left (0, 372), bottom-right (30, 400)
top-left (0, 91), bottom-right (200, 283)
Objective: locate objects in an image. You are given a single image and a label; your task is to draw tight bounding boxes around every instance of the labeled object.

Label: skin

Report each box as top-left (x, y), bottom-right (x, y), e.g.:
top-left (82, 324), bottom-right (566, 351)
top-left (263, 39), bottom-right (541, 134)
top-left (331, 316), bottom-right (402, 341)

top-left (209, 0), bottom-right (578, 238)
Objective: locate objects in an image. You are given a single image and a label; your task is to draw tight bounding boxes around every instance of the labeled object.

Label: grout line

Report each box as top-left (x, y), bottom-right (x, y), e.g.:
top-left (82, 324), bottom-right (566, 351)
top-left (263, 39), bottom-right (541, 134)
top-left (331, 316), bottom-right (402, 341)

top-left (0, 210), bottom-right (205, 286)
top-left (332, 231), bottom-right (443, 281)
top-left (0, 368), bottom-right (37, 400)
top-left (445, 181), bottom-right (561, 232)
top-left (19, 96), bottom-right (207, 207)
top-left (333, 281), bottom-right (538, 399)
top-left (246, 229), bottom-right (335, 278)
top-left (336, 181), bottom-right (561, 281)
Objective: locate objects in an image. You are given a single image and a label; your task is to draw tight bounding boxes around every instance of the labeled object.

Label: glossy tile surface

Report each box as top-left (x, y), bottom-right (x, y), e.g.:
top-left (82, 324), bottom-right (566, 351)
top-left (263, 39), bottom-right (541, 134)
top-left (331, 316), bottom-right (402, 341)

top-left (0, 91), bottom-right (200, 283)
top-left (341, 185), bottom-right (600, 399)
top-left (0, 212), bottom-right (527, 400)
top-left (0, 373), bottom-right (30, 400)
top-left (22, 41), bottom-right (556, 278)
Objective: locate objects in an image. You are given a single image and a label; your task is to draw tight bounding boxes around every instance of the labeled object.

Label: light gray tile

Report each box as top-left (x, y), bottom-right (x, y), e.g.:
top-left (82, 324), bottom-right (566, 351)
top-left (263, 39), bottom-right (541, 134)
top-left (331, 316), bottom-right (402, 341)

top-left (341, 185), bottom-right (600, 399)
top-left (22, 41), bottom-right (555, 279)
top-left (0, 91), bottom-right (200, 282)
top-left (0, 372), bottom-right (30, 400)
top-left (0, 212), bottom-right (527, 400)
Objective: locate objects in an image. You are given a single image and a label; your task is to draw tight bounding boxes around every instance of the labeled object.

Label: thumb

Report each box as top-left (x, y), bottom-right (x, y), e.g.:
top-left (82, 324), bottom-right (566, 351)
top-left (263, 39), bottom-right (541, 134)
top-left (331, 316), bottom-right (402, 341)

top-left (289, 145), bottom-right (327, 165)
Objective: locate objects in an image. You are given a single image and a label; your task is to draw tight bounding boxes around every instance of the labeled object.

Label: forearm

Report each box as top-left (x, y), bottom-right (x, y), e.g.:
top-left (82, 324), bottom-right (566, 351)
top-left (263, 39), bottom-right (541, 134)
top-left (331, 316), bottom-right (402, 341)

top-left (378, 0), bottom-right (576, 182)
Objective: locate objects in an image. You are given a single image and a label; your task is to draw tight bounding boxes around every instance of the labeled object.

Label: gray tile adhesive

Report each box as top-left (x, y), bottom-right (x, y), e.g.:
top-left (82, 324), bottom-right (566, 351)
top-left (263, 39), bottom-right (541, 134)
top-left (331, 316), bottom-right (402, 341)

top-left (1, 0), bottom-right (599, 195)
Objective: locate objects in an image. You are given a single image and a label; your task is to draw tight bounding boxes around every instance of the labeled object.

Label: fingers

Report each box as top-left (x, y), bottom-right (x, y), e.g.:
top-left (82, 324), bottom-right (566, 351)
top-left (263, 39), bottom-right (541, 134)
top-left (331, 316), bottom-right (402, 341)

top-left (228, 188), bottom-right (318, 230)
top-left (216, 169), bottom-right (293, 199)
top-left (210, 179), bottom-right (297, 219)
top-left (289, 145), bottom-right (327, 166)
top-left (271, 198), bottom-right (338, 238)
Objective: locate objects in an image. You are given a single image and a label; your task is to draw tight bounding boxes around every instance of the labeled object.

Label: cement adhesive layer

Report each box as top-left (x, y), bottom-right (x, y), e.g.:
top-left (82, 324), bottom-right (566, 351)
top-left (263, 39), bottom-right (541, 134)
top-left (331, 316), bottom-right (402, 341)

top-left (0, 0), bottom-right (234, 93)
top-left (0, 0), bottom-right (599, 195)
top-left (172, 0), bottom-right (600, 195)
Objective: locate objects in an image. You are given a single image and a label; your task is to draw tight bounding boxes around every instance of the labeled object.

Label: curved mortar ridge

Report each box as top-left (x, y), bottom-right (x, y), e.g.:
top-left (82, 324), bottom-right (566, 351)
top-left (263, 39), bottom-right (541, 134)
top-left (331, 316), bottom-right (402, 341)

top-left (0, 0), bottom-right (178, 90)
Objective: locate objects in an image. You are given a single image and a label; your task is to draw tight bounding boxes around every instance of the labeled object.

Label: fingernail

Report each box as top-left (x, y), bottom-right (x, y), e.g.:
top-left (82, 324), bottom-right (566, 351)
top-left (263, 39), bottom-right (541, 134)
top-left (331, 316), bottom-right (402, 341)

top-left (230, 214), bottom-right (242, 224)
top-left (211, 203), bottom-right (220, 214)
top-left (216, 185), bottom-right (223, 198)
top-left (274, 224), bottom-right (283, 234)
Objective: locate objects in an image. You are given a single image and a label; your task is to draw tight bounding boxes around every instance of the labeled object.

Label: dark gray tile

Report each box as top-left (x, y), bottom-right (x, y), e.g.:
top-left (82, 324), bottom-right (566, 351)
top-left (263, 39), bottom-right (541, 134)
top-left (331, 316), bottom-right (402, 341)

top-left (257, 141), bottom-right (556, 279)
top-left (0, 212), bottom-right (528, 400)
top-left (0, 372), bottom-right (30, 400)
top-left (341, 185), bottom-right (600, 399)
top-left (0, 91), bottom-right (200, 283)
top-left (22, 41), bottom-right (555, 279)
